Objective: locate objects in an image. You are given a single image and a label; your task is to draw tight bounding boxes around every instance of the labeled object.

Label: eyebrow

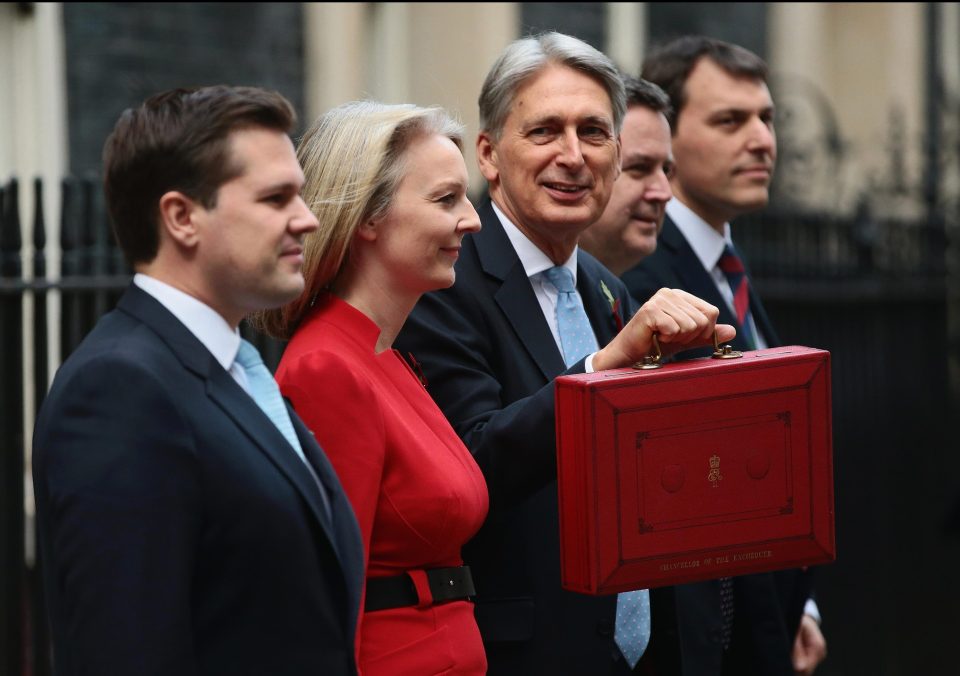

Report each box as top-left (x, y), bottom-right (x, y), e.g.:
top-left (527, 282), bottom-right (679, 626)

top-left (523, 114), bottom-right (613, 128)
top-left (622, 151), bottom-right (669, 166)
top-left (256, 180), bottom-right (303, 195)
top-left (426, 178), bottom-right (467, 194)
top-left (708, 104), bottom-right (776, 117)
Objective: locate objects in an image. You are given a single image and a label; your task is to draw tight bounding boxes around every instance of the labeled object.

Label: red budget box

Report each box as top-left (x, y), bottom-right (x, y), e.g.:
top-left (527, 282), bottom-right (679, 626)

top-left (555, 345), bottom-right (835, 595)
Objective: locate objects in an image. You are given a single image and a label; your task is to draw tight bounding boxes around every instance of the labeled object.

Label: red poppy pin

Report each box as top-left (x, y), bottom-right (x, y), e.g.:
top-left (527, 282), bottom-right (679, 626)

top-left (600, 280), bottom-right (624, 333)
top-left (405, 351), bottom-right (429, 389)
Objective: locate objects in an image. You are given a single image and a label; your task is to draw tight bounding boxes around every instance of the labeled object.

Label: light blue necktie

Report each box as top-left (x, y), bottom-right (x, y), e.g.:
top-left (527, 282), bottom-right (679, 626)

top-left (543, 266), bottom-right (599, 367)
top-left (543, 266), bottom-right (651, 667)
top-left (235, 339), bottom-right (305, 457)
top-left (615, 589), bottom-right (651, 668)
top-left (234, 339), bottom-right (331, 517)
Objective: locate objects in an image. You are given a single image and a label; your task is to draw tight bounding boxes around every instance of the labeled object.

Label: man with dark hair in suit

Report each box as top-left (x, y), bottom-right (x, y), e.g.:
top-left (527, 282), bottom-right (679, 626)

top-left (622, 36), bottom-right (828, 676)
top-left (580, 73), bottom-right (674, 274)
top-left (396, 32), bottom-right (734, 674)
top-left (33, 85), bottom-right (364, 676)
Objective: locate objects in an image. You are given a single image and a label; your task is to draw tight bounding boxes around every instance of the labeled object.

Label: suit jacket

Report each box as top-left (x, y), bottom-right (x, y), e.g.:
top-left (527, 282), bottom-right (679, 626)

top-left (276, 294), bottom-right (489, 675)
top-left (622, 214), bottom-right (780, 357)
top-left (32, 284), bottom-right (364, 676)
top-left (622, 213), bottom-right (812, 676)
top-left (395, 201), bottom-right (642, 675)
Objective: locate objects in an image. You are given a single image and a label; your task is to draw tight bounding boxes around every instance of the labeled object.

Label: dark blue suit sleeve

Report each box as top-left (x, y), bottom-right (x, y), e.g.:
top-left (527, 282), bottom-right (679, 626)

top-left (33, 355), bottom-right (202, 675)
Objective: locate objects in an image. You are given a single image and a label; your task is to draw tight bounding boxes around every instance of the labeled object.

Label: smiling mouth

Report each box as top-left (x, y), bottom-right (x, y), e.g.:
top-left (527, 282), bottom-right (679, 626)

top-left (544, 182), bottom-right (586, 192)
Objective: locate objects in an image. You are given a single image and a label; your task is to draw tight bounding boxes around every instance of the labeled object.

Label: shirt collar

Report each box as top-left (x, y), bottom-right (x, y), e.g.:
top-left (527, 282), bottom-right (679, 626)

top-left (492, 201), bottom-right (578, 282)
top-left (666, 198), bottom-right (734, 270)
top-left (133, 273), bottom-right (241, 371)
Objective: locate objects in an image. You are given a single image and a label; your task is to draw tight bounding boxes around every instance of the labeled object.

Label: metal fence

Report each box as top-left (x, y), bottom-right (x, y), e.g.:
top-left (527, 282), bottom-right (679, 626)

top-left (738, 207), bottom-right (959, 676)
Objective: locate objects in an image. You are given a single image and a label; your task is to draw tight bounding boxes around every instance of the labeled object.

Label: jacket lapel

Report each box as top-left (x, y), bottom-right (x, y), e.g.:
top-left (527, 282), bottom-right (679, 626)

top-left (475, 202), bottom-right (567, 379)
top-left (578, 257), bottom-right (620, 347)
top-left (117, 285), bottom-right (340, 548)
top-left (660, 217), bottom-right (775, 352)
top-left (660, 216), bottom-right (737, 326)
top-left (204, 368), bottom-right (337, 539)
top-left (734, 242), bottom-right (781, 347)
top-left (292, 412), bottom-right (364, 637)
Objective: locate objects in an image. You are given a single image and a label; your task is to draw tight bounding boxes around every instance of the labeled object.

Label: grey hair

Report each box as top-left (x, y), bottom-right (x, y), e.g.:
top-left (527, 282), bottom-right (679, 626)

top-left (479, 32), bottom-right (626, 139)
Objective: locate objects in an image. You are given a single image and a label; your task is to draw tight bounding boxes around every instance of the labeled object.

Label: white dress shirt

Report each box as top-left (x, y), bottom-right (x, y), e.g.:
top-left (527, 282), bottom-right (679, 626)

top-left (665, 199), bottom-right (767, 349)
top-left (133, 274), bottom-right (250, 390)
top-left (492, 203), bottom-right (599, 372)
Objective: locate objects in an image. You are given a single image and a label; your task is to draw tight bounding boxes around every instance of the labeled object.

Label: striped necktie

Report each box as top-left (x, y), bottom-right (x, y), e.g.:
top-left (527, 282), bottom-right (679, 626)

top-left (717, 244), bottom-right (757, 349)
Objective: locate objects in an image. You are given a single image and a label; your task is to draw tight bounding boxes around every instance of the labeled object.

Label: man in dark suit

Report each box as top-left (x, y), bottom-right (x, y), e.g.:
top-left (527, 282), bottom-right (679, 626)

top-left (622, 37), bottom-right (828, 675)
top-left (395, 33), bottom-right (734, 674)
top-left (32, 86), bottom-right (364, 676)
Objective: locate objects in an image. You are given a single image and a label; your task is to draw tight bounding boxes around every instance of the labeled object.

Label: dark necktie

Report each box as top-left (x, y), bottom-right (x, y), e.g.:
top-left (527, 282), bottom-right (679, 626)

top-left (716, 247), bottom-right (747, 648)
top-left (719, 576), bottom-right (735, 651)
top-left (717, 245), bottom-right (757, 349)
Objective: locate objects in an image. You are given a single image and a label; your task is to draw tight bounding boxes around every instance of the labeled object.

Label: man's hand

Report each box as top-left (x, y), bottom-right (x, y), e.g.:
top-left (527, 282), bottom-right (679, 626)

top-left (792, 614), bottom-right (827, 675)
top-left (593, 287), bottom-right (736, 371)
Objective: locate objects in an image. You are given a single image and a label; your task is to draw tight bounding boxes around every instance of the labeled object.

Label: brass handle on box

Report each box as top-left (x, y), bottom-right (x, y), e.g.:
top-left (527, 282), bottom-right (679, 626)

top-left (632, 334), bottom-right (663, 370)
top-left (712, 331), bottom-right (742, 359)
top-left (632, 331), bottom-right (741, 370)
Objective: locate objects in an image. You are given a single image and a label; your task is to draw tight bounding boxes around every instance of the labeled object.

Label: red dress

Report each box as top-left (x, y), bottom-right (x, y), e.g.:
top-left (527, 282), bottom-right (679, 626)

top-left (276, 294), bottom-right (488, 675)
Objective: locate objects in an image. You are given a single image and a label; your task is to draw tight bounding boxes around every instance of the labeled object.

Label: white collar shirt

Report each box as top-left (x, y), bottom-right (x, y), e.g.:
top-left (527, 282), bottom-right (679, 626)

top-left (492, 202), bottom-right (598, 371)
top-left (133, 273), bottom-right (251, 389)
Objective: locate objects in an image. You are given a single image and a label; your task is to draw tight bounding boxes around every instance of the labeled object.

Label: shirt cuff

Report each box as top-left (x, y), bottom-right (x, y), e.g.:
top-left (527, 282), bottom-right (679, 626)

top-left (585, 352), bottom-right (597, 373)
top-left (804, 598), bottom-right (822, 625)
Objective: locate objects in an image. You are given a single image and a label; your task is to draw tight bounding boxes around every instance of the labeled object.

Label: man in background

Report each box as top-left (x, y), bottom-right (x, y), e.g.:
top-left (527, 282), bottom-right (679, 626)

top-left (33, 86), bottom-right (363, 676)
top-left (579, 73), bottom-right (674, 275)
top-left (623, 36), bottom-right (828, 676)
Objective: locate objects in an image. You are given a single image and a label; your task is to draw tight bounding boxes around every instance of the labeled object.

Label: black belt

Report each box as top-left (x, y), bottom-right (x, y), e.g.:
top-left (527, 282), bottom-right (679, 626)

top-left (364, 566), bottom-right (475, 612)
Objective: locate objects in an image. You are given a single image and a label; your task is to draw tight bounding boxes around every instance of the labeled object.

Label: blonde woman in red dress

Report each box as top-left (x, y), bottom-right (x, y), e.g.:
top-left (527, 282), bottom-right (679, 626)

top-left (255, 101), bottom-right (486, 675)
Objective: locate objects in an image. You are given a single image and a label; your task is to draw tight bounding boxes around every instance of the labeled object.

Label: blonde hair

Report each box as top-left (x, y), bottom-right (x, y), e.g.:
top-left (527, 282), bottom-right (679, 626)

top-left (253, 100), bottom-right (464, 338)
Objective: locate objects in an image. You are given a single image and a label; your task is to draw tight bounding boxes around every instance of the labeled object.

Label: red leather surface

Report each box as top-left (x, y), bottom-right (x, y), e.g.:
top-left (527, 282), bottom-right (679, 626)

top-left (556, 346), bottom-right (835, 594)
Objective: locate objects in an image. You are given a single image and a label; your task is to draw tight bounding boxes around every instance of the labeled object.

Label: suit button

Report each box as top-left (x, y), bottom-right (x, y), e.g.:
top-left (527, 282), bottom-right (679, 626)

top-left (597, 618), bottom-right (614, 636)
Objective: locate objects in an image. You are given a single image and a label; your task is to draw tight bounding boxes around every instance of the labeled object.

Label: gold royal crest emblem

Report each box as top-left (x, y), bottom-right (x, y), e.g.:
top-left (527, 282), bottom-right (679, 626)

top-left (708, 454), bottom-right (723, 488)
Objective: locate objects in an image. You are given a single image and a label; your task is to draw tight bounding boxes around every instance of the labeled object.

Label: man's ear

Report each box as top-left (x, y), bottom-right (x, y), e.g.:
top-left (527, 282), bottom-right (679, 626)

top-left (613, 134), bottom-right (623, 181)
top-left (476, 131), bottom-right (500, 183)
top-left (158, 190), bottom-right (202, 249)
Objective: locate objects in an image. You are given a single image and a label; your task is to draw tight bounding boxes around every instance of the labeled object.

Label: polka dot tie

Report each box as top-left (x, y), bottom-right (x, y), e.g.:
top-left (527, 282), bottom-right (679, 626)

top-left (542, 266), bottom-right (599, 367)
top-left (615, 589), bottom-right (651, 668)
top-left (543, 268), bottom-right (650, 666)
